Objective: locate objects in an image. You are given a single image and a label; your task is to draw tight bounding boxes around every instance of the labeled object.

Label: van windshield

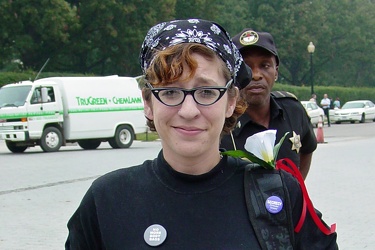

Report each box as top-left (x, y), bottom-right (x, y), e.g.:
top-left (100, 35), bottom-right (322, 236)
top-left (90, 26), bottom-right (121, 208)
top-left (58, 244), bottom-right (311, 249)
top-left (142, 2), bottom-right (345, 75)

top-left (0, 86), bottom-right (32, 107)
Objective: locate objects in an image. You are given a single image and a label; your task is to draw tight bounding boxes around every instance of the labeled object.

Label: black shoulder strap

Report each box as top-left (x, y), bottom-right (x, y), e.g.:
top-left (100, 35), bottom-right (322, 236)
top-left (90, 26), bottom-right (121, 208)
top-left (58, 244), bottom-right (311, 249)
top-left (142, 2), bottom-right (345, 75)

top-left (244, 164), bottom-right (295, 249)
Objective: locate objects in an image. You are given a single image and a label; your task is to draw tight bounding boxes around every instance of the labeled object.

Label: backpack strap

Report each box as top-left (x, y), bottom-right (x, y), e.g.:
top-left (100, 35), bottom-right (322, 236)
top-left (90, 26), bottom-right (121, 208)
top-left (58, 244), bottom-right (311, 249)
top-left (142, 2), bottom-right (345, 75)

top-left (244, 164), bottom-right (295, 249)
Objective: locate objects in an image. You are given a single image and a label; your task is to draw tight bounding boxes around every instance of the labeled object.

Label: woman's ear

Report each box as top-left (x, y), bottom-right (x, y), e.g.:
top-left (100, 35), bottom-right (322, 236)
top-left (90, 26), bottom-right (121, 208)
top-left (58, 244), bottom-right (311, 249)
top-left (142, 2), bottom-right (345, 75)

top-left (225, 87), bottom-right (239, 117)
top-left (142, 91), bottom-right (154, 120)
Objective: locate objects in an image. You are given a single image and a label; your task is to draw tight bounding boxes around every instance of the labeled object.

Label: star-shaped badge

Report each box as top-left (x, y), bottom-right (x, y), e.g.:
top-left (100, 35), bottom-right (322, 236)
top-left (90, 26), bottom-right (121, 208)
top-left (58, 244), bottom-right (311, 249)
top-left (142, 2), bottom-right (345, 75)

top-left (289, 131), bottom-right (302, 153)
top-left (236, 121), bottom-right (241, 129)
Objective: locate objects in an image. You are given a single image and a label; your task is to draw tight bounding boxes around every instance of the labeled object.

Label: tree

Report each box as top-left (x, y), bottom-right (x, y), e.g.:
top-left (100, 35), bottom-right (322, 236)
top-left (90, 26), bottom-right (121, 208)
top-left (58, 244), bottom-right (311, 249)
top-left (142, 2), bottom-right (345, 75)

top-left (0, 0), bottom-right (78, 71)
top-left (61, 0), bottom-right (176, 76)
top-left (318, 0), bottom-right (375, 87)
top-left (0, 0), bottom-right (374, 88)
top-left (0, 0), bottom-right (19, 69)
top-left (239, 0), bottom-right (374, 87)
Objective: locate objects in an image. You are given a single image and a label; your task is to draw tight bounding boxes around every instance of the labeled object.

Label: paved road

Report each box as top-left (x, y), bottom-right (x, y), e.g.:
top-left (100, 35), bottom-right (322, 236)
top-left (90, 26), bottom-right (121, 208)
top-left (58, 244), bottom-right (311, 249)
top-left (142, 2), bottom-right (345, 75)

top-left (1, 122), bottom-right (374, 249)
top-left (307, 123), bottom-right (375, 249)
top-left (0, 140), bottom-right (162, 250)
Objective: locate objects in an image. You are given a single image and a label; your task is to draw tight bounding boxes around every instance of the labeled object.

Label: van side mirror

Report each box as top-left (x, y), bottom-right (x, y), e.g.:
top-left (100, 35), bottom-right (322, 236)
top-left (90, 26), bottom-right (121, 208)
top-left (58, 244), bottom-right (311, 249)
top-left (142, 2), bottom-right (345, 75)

top-left (41, 87), bottom-right (49, 103)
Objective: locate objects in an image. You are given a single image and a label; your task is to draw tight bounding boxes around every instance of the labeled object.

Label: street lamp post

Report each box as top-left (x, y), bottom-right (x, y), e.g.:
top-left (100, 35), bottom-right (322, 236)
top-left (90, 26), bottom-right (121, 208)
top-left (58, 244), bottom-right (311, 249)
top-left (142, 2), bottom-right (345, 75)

top-left (307, 42), bottom-right (315, 95)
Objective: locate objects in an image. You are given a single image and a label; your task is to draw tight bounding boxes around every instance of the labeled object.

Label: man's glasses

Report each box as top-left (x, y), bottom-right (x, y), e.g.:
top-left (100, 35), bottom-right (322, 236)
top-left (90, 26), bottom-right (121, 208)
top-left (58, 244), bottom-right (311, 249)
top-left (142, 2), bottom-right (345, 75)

top-left (146, 79), bottom-right (233, 107)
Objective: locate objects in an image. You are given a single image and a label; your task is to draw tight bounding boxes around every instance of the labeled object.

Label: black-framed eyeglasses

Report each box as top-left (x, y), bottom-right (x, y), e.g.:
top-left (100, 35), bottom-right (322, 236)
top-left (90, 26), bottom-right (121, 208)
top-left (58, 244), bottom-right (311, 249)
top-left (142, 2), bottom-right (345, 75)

top-left (146, 79), bottom-right (233, 107)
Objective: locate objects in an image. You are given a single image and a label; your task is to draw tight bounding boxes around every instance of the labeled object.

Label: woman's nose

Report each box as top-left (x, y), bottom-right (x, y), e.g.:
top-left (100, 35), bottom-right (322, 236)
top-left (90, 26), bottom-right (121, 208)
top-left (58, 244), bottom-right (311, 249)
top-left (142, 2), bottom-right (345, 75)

top-left (178, 95), bottom-right (200, 118)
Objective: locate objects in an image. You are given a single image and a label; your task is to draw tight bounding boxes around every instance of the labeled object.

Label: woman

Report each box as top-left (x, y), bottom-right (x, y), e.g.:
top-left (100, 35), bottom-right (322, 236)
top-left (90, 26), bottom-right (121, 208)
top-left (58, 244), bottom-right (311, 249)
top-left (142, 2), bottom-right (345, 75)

top-left (66, 19), bottom-right (337, 249)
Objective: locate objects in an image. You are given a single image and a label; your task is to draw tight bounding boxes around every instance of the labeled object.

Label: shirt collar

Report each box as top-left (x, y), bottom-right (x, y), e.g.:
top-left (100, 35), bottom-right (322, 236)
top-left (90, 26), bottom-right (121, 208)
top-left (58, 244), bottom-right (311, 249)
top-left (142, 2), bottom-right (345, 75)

top-left (233, 95), bottom-right (284, 135)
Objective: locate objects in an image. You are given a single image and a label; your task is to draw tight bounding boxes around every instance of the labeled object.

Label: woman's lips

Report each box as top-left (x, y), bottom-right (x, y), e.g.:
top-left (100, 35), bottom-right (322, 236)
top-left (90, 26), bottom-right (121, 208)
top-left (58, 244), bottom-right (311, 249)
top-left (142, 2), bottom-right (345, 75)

top-left (173, 126), bottom-right (204, 136)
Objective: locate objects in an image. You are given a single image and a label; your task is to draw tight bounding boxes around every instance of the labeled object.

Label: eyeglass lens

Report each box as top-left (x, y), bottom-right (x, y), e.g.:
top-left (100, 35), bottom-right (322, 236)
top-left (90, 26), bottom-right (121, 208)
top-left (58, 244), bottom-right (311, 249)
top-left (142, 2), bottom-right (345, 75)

top-left (148, 79), bottom-right (233, 107)
top-left (157, 88), bottom-right (223, 106)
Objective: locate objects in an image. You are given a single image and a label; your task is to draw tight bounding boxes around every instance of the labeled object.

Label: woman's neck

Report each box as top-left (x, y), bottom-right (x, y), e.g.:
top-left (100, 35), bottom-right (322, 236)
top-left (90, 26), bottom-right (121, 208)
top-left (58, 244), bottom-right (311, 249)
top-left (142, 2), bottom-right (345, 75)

top-left (163, 149), bottom-right (222, 175)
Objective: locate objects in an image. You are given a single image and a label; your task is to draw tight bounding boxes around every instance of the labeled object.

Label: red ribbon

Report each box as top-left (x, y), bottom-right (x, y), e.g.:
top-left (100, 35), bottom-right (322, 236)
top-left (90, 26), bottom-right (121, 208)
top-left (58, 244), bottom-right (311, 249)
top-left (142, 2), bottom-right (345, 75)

top-left (276, 158), bottom-right (336, 235)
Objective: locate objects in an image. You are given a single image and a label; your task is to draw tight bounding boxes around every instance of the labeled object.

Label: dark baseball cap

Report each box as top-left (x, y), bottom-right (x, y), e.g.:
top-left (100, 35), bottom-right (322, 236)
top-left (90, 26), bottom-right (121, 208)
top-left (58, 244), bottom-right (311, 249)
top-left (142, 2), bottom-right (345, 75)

top-left (232, 28), bottom-right (279, 65)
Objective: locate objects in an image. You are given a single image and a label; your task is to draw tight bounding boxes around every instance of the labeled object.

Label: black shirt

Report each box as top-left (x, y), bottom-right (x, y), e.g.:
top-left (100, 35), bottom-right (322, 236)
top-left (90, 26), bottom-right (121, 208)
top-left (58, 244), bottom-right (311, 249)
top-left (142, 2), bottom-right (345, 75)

top-left (65, 151), bottom-right (337, 249)
top-left (221, 93), bottom-right (317, 168)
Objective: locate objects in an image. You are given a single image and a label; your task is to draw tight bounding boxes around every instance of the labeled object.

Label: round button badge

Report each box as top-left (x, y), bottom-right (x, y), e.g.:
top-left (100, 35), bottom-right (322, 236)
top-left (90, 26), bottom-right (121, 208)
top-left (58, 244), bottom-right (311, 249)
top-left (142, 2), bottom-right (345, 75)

top-left (265, 196), bottom-right (283, 214)
top-left (144, 224), bottom-right (167, 247)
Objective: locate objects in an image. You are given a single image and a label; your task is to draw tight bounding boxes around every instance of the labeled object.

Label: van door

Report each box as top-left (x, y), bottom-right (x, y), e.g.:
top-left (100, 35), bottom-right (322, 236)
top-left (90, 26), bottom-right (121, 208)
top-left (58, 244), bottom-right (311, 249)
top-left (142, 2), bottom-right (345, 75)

top-left (27, 86), bottom-right (63, 139)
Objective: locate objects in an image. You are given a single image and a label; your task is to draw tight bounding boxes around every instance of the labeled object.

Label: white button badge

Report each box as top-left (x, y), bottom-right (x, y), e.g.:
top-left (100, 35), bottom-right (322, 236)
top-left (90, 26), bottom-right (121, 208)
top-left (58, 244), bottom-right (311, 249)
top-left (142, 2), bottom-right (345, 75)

top-left (144, 224), bottom-right (167, 247)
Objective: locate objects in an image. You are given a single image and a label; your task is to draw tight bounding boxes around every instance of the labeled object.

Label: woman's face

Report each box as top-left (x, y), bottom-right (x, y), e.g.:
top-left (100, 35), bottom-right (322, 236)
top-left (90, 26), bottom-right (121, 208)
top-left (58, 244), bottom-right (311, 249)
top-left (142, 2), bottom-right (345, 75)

top-left (144, 53), bottom-right (237, 160)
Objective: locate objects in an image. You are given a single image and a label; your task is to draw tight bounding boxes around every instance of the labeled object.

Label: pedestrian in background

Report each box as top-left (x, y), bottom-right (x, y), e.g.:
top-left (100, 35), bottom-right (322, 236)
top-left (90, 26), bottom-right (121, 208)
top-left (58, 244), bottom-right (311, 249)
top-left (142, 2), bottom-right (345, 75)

top-left (310, 93), bottom-right (317, 103)
top-left (333, 97), bottom-right (341, 109)
top-left (321, 93), bottom-right (331, 126)
top-left (220, 28), bottom-right (317, 180)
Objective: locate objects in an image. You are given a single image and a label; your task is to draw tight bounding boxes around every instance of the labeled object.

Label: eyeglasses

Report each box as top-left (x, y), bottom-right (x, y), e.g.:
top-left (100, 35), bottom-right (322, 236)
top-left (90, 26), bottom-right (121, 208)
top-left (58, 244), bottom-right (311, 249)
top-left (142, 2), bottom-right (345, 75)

top-left (146, 79), bottom-right (233, 107)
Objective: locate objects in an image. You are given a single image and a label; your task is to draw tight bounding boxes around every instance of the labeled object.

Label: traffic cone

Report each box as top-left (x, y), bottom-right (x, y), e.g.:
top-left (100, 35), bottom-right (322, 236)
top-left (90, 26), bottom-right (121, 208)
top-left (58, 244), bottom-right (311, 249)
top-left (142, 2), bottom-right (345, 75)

top-left (316, 117), bottom-right (325, 143)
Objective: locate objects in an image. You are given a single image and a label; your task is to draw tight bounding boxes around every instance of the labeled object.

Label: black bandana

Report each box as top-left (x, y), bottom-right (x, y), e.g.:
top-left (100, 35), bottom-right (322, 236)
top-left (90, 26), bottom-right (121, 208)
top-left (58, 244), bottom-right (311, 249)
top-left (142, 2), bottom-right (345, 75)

top-left (139, 19), bottom-right (251, 89)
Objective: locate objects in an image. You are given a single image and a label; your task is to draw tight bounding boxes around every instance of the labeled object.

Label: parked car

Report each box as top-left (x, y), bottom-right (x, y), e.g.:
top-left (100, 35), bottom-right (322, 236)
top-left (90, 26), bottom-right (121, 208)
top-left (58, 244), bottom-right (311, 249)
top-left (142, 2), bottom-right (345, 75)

top-left (300, 101), bottom-right (324, 127)
top-left (332, 100), bottom-right (375, 124)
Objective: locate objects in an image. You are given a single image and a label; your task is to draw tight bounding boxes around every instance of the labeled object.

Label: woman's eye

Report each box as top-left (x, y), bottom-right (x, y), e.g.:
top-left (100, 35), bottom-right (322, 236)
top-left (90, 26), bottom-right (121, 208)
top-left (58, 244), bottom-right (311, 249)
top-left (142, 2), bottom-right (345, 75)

top-left (197, 89), bottom-right (218, 98)
top-left (161, 90), bottom-right (181, 98)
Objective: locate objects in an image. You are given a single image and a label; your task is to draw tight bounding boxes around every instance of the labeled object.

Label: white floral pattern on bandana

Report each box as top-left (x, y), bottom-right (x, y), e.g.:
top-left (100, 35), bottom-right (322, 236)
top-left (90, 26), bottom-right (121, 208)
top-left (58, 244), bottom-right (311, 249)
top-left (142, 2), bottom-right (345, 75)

top-left (170, 28), bottom-right (215, 48)
top-left (139, 19), bottom-right (248, 88)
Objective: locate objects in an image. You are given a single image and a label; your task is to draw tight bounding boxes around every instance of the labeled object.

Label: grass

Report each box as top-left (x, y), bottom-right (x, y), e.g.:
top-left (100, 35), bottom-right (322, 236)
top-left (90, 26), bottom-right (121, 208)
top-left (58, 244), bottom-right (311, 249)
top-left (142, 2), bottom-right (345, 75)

top-left (136, 131), bottom-right (160, 141)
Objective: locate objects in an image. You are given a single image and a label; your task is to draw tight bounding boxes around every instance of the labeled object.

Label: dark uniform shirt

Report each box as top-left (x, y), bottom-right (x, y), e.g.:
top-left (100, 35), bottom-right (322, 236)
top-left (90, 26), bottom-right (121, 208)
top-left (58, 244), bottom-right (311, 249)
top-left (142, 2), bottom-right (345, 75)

top-left (221, 91), bottom-right (317, 168)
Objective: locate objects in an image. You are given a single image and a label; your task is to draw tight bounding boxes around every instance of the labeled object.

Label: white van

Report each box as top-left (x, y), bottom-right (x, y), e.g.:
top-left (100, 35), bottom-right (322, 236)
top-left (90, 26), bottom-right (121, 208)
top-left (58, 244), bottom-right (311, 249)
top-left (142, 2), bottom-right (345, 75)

top-left (0, 76), bottom-right (147, 153)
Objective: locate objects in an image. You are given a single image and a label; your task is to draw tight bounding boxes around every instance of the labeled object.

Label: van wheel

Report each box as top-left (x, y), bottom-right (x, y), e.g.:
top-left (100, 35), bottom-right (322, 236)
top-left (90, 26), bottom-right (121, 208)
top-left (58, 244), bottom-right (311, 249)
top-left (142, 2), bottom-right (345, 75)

top-left (40, 127), bottom-right (62, 152)
top-left (6, 141), bottom-right (27, 153)
top-left (78, 139), bottom-right (101, 150)
top-left (109, 125), bottom-right (134, 149)
top-left (360, 113), bottom-right (365, 123)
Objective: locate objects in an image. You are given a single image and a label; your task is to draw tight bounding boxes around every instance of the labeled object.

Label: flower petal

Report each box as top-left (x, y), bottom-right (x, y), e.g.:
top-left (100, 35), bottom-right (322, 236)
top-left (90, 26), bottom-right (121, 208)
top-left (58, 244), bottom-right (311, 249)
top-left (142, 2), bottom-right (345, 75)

top-left (244, 130), bottom-right (277, 163)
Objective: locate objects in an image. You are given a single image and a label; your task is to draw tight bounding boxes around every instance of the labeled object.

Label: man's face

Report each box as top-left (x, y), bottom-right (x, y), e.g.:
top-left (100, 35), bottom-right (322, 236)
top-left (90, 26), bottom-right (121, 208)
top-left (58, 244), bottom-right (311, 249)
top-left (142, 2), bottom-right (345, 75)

top-left (240, 47), bottom-right (278, 107)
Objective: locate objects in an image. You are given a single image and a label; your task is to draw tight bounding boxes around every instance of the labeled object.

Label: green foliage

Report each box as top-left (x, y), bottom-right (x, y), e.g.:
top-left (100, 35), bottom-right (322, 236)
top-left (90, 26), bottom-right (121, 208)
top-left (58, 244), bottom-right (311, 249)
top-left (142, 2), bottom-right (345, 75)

top-left (216, 0), bottom-right (375, 88)
top-left (58, 0), bottom-right (176, 76)
top-left (0, 71), bottom-right (35, 86)
top-left (0, 72), bottom-right (88, 87)
top-left (136, 132), bottom-right (160, 141)
top-left (273, 83), bottom-right (375, 105)
top-left (0, 0), bottom-right (79, 70)
top-left (0, 0), bottom-right (374, 88)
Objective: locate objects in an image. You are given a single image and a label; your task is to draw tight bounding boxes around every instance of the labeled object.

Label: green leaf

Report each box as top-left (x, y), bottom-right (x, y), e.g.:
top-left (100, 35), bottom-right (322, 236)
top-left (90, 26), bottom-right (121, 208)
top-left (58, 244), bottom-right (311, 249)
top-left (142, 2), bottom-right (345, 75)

top-left (273, 132), bottom-right (289, 162)
top-left (221, 150), bottom-right (275, 170)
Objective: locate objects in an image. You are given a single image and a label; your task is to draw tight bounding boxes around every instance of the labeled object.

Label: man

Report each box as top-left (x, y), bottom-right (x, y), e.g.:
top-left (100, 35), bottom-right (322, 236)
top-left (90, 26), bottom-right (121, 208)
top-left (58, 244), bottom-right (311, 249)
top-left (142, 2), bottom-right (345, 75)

top-left (321, 93), bottom-right (331, 126)
top-left (221, 29), bottom-right (317, 180)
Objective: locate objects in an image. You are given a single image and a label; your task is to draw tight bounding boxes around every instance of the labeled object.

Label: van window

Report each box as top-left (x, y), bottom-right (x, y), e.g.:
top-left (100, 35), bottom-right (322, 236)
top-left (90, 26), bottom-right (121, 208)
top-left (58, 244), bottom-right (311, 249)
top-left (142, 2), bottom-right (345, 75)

top-left (0, 85), bottom-right (31, 107)
top-left (31, 87), bottom-right (55, 104)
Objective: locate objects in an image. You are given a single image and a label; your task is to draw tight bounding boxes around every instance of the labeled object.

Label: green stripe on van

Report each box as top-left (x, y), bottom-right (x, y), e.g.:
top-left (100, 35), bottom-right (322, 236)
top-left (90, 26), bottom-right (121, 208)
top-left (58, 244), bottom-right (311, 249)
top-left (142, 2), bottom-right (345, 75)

top-left (0, 111), bottom-right (63, 119)
top-left (68, 106), bottom-right (144, 114)
top-left (0, 107), bottom-right (143, 119)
